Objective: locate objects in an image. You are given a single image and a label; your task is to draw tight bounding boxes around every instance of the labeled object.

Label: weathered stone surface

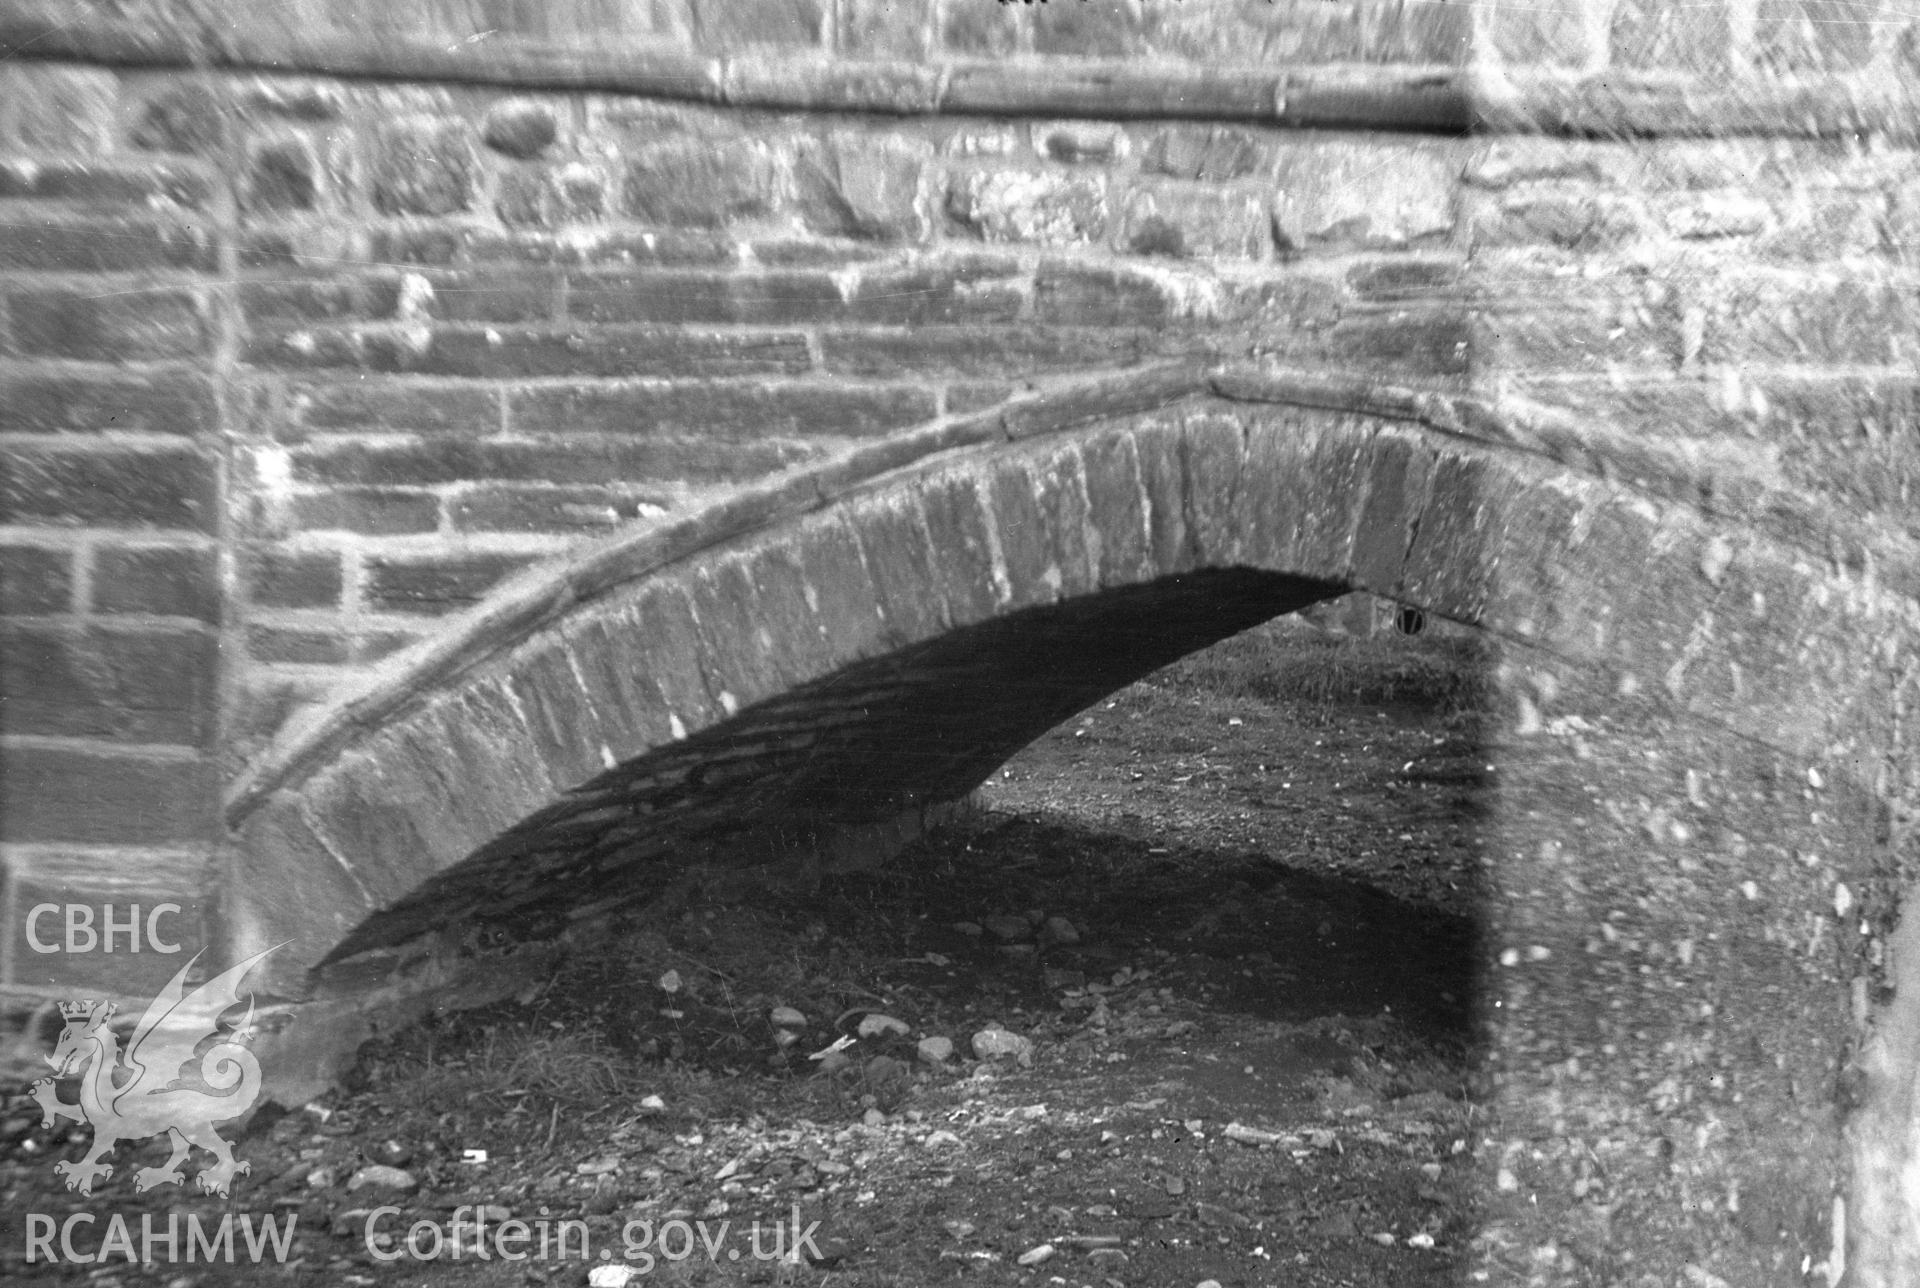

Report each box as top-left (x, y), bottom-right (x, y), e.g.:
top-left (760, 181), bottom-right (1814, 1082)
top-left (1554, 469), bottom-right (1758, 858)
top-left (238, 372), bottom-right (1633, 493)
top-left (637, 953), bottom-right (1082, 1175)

top-left (1272, 141), bottom-right (1457, 250)
top-left (945, 169), bottom-right (1108, 245)
top-left (371, 120), bottom-right (475, 216)
top-left (623, 137), bottom-right (782, 228)
top-left (794, 133), bottom-right (930, 241)
top-left (482, 99), bottom-right (558, 159)
top-left (1121, 183), bottom-right (1267, 259)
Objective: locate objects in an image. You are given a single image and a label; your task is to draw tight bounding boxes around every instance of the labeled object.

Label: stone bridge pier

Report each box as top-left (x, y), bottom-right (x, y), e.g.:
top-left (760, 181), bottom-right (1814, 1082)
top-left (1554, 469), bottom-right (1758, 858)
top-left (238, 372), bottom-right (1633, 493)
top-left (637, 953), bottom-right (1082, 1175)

top-left (1, 0), bottom-right (1917, 1281)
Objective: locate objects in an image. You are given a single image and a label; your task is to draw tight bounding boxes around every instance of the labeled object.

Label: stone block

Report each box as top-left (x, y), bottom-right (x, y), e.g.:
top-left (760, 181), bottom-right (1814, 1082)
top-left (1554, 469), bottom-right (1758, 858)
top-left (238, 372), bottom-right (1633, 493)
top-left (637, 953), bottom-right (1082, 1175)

top-left (693, 0), bottom-right (824, 48)
top-left (845, 260), bottom-right (1027, 325)
top-left (365, 326), bottom-right (812, 380)
top-left (429, 682), bottom-right (560, 833)
top-left (297, 380), bottom-right (501, 434)
top-left (0, 218), bottom-right (216, 274)
top-left (482, 99), bottom-right (559, 159)
top-left (1395, 449), bottom-right (1512, 622)
top-left (1147, 0), bottom-right (1471, 64)
top-left (1036, 122), bottom-right (1129, 166)
top-left (684, 556), bottom-right (793, 707)
top-left (785, 512), bottom-right (889, 665)
top-left (451, 486), bottom-right (667, 533)
top-left (946, 169), bottom-right (1108, 246)
top-left (1141, 127), bottom-right (1264, 181)
top-left (292, 436), bottom-right (813, 489)
top-left (1272, 141), bottom-right (1457, 251)
top-left (0, 744), bottom-right (214, 845)
top-left (1031, 264), bottom-right (1173, 327)
top-left (1755, 0), bottom-right (1880, 72)
top-left (1125, 415), bottom-right (1199, 575)
top-left (371, 120), bottom-right (476, 216)
top-left (1174, 410), bottom-right (1252, 567)
top-left (844, 491), bottom-right (949, 646)
top-left (567, 269), bottom-right (842, 325)
top-left (503, 641), bottom-right (621, 790)
top-left (819, 327), bottom-right (1156, 379)
top-left (623, 137), bottom-right (783, 228)
top-left (1705, 274), bottom-right (1920, 367)
top-left (1609, 0), bottom-right (1734, 72)
top-left (982, 458), bottom-right (1056, 613)
top-left (0, 448), bottom-right (218, 532)
top-left (1030, 0), bottom-right (1148, 57)
top-left (8, 65), bottom-right (119, 155)
top-left (1321, 311), bottom-right (1472, 380)
top-left (0, 624), bottom-right (217, 745)
top-left (92, 545), bottom-right (219, 622)
top-left (129, 80), bottom-right (224, 155)
top-left (0, 370), bottom-right (213, 436)
top-left (363, 553), bottom-right (537, 616)
top-left (911, 472), bottom-right (1003, 631)
top-left (231, 796), bottom-right (378, 976)
top-left (1076, 430), bottom-right (1155, 588)
top-left (1485, 1), bottom-right (1597, 67)
top-left (1025, 443), bottom-right (1099, 600)
top-left (299, 743), bottom-right (470, 900)
top-left (243, 626), bottom-right (348, 666)
top-left (244, 137), bottom-right (320, 212)
top-left (1469, 191), bottom-right (1650, 251)
top-left (794, 133), bottom-right (930, 241)
top-left (940, 0), bottom-right (1024, 55)
top-left (507, 381), bottom-right (936, 441)
top-left (840, 0), bottom-right (933, 57)
top-left (291, 489), bottom-right (441, 535)
top-left (243, 549), bottom-right (341, 609)
top-left (0, 157), bottom-right (212, 208)
top-left (1346, 257), bottom-right (1464, 300)
top-left (555, 610), bottom-right (680, 760)
top-left (3, 845), bottom-right (209, 996)
top-left (1121, 183), bottom-right (1268, 259)
top-left (0, 544), bottom-right (72, 615)
top-left (7, 287), bottom-right (207, 362)
top-left (1351, 429), bottom-right (1439, 592)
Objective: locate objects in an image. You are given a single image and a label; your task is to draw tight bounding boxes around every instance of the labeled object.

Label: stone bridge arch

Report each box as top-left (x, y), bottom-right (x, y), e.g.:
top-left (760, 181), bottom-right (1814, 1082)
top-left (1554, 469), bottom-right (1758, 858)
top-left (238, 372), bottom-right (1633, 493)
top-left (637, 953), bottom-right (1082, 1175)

top-left (224, 365), bottom-right (1904, 989)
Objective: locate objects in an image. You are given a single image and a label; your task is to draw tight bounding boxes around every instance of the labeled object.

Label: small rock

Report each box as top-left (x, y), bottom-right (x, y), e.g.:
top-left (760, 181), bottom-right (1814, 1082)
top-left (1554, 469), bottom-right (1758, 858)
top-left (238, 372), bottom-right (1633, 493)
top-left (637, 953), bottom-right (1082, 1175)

top-left (483, 100), bottom-right (558, 160)
top-left (971, 1026), bottom-right (1034, 1064)
top-left (1196, 1201), bottom-right (1249, 1228)
top-left (924, 1130), bottom-right (961, 1148)
top-left (952, 921), bottom-right (983, 937)
top-left (982, 914), bottom-right (1033, 943)
top-left (1088, 1247), bottom-right (1129, 1268)
top-left (917, 1035), bottom-right (955, 1064)
top-left (862, 1108), bottom-right (887, 1127)
top-left (1016, 1243), bottom-right (1056, 1266)
top-left (306, 1165), bottom-right (338, 1189)
top-left (770, 1006), bottom-right (808, 1029)
top-left (1041, 915), bottom-right (1081, 945)
top-left (346, 1165), bottom-right (416, 1193)
top-left (587, 1266), bottom-right (639, 1288)
top-left (1224, 1121), bottom-right (1284, 1146)
top-left (368, 1139), bottom-right (412, 1167)
top-left (856, 1013), bottom-right (910, 1039)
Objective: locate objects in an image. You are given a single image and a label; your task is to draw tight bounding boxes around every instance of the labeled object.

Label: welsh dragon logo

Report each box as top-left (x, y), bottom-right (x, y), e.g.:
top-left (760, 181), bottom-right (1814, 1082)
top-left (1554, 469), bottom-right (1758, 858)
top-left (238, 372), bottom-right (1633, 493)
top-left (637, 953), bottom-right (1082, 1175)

top-left (31, 947), bottom-right (279, 1198)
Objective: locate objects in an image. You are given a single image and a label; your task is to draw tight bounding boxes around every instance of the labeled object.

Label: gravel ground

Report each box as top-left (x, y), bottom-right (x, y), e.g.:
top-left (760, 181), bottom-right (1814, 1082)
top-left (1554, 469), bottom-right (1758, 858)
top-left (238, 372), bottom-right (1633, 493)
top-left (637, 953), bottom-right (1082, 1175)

top-left (4, 625), bottom-right (1490, 1288)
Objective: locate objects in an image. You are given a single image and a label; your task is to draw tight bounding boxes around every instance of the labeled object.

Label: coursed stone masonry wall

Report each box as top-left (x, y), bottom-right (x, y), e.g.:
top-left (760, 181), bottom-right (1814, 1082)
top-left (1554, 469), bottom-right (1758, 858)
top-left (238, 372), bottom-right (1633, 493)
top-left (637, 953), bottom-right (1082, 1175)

top-left (2, 0), bottom-right (1919, 1281)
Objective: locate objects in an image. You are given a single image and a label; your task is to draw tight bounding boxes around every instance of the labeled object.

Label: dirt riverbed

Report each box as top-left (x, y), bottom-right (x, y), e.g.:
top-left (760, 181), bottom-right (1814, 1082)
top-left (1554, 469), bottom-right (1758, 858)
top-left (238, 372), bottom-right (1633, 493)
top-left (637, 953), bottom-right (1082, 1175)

top-left (4, 626), bottom-right (1493, 1288)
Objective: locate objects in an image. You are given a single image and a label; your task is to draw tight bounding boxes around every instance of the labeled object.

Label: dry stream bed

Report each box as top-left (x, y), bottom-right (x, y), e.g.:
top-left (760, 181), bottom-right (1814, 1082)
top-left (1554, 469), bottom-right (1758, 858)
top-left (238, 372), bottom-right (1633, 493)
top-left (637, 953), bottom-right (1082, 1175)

top-left (5, 628), bottom-right (1491, 1288)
